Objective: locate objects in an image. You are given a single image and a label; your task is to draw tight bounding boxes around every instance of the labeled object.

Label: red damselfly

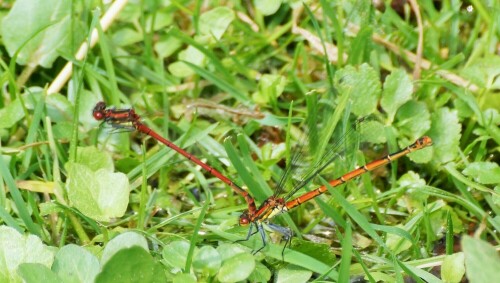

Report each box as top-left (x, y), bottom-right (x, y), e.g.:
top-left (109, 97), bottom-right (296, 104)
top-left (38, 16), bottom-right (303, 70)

top-left (237, 134), bottom-right (432, 254)
top-left (93, 102), bottom-right (432, 256)
top-left (92, 101), bottom-right (258, 215)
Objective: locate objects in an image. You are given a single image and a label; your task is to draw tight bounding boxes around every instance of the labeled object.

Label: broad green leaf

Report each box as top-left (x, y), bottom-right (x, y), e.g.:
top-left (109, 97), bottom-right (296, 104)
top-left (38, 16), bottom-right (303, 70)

top-left (483, 108), bottom-right (500, 124)
top-left (52, 121), bottom-right (74, 141)
top-left (253, 74), bottom-right (286, 105)
top-left (101, 232), bottom-right (149, 265)
top-left (0, 99), bottom-right (24, 129)
top-left (427, 107), bottom-right (461, 164)
top-left (216, 243), bottom-right (247, 262)
top-left (66, 163), bottom-right (128, 221)
top-left (1, 0), bottom-right (81, 68)
top-left (461, 55), bottom-right (500, 88)
top-left (334, 64), bottom-right (381, 116)
top-left (462, 236), bottom-right (500, 283)
top-left (441, 252), bottom-right (465, 283)
top-left (163, 241), bottom-right (191, 269)
top-left (172, 273), bottom-right (197, 283)
top-left (155, 36), bottom-right (182, 59)
top-left (169, 45), bottom-right (206, 77)
top-left (275, 265), bottom-right (313, 283)
top-left (454, 98), bottom-right (475, 119)
top-left (395, 101), bottom-right (431, 140)
top-left (17, 263), bottom-right (62, 283)
top-left (46, 94), bottom-right (74, 123)
top-left (0, 226), bottom-right (55, 283)
top-left (381, 69), bottom-right (413, 122)
top-left (66, 147), bottom-right (129, 222)
top-left (247, 261), bottom-right (272, 282)
top-left (254, 0), bottom-right (283, 16)
top-left (385, 225), bottom-right (412, 254)
top-left (95, 246), bottom-right (166, 283)
top-left (193, 246), bottom-right (221, 276)
top-left (145, 10), bottom-right (174, 32)
top-left (217, 253), bottom-right (255, 283)
top-left (463, 161), bottom-right (500, 184)
top-left (112, 28), bottom-right (142, 47)
top-left (75, 147), bottom-right (114, 172)
top-left (360, 120), bottom-right (387, 144)
top-left (199, 7), bottom-right (235, 40)
top-left (51, 244), bottom-right (99, 283)
top-left (398, 171), bottom-right (425, 189)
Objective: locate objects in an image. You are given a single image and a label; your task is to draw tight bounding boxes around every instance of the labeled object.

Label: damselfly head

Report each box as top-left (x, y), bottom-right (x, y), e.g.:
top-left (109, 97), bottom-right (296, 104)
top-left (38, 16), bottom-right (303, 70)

top-left (93, 102), bottom-right (107, 121)
top-left (419, 136), bottom-right (433, 147)
top-left (239, 211), bottom-right (251, 226)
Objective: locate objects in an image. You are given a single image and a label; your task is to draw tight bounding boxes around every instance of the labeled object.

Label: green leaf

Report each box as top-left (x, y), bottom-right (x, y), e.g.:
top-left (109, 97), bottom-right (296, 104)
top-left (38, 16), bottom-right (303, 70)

top-left (155, 36), bottom-right (183, 59)
top-left (385, 225), bottom-right (413, 254)
top-left (112, 28), bottom-right (143, 47)
top-left (360, 120), bottom-right (387, 144)
top-left (256, 113), bottom-right (302, 127)
top-left (381, 69), bottom-right (413, 122)
top-left (275, 264), bottom-right (313, 283)
top-left (334, 64), bottom-right (381, 116)
top-left (0, 226), bottom-right (55, 282)
top-left (254, 0), bottom-right (283, 16)
top-left (95, 246), bottom-right (166, 283)
top-left (199, 7), bottom-right (235, 40)
top-left (460, 55), bottom-right (500, 88)
top-left (463, 162), bottom-right (500, 184)
top-left (46, 93), bottom-right (74, 123)
top-left (17, 263), bottom-right (62, 283)
top-left (395, 101), bottom-right (431, 140)
top-left (75, 146), bottom-right (114, 172)
top-left (1, 0), bottom-right (80, 68)
top-left (252, 74), bottom-right (286, 106)
top-left (441, 252), bottom-right (465, 283)
top-left (193, 246), bottom-right (221, 276)
top-left (217, 253), bottom-right (255, 283)
top-left (66, 163), bottom-right (128, 221)
top-left (145, 10), bottom-right (174, 32)
top-left (172, 273), bottom-right (197, 283)
top-left (462, 236), bottom-right (500, 283)
top-left (52, 244), bottom-right (100, 283)
top-left (427, 107), bottom-right (461, 164)
top-left (247, 261), bottom-right (272, 282)
top-left (101, 232), bottom-right (149, 265)
top-left (216, 243), bottom-right (247, 262)
top-left (338, 222), bottom-right (353, 282)
top-left (0, 99), bottom-right (25, 129)
top-left (66, 147), bottom-right (129, 222)
top-left (163, 241), bottom-right (191, 269)
top-left (169, 45), bottom-right (207, 77)
top-left (493, 187), bottom-right (500, 207)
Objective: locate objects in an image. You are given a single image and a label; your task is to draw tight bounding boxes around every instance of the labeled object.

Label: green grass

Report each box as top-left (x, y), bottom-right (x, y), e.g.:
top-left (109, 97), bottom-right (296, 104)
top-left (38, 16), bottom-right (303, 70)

top-left (1, 0), bottom-right (499, 282)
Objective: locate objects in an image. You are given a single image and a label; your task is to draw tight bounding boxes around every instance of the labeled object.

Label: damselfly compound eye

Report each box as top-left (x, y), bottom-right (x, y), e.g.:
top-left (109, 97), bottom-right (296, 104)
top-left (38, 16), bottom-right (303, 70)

top-left (92, 102), bottom-right (107, 120)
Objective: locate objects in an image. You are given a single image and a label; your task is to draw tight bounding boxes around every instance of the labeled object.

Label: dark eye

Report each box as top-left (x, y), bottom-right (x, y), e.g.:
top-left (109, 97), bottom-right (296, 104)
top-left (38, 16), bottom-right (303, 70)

top-left (239, 216), bottom-right (250, 226)
top-left (93, 111), bottom-right (104, 120)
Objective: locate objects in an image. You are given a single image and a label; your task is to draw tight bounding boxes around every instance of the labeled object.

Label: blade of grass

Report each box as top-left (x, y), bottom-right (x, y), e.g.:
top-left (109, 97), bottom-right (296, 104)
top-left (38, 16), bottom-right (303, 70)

top-left (183, 61), bottom-right (250, 104)
top-left (0, 154), bottom-right (40, 235)
top-left (338, 221), bottom-right (352, 282)
top-left (185, 200), bottom-right (209, 273)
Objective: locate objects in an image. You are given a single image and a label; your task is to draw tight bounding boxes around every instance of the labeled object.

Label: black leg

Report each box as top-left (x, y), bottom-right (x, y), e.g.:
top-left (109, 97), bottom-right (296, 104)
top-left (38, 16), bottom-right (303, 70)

top-left (252, 223), bottom-right (267, 255)
top-left (267, 223), bottom-right (293, 261)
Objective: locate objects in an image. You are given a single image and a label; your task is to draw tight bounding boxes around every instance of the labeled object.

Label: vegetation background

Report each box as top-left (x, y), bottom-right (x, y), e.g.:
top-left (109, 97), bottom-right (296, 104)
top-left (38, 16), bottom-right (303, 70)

top-left (0, 0), bottom-right (499, 282)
